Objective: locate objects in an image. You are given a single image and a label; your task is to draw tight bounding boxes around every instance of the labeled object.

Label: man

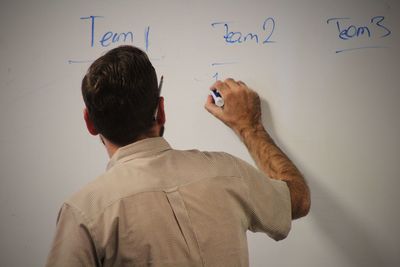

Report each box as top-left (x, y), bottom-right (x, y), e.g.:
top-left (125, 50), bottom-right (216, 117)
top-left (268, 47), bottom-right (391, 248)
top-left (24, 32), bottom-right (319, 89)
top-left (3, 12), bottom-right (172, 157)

top-left (46, 45), bottom-right (310, 266)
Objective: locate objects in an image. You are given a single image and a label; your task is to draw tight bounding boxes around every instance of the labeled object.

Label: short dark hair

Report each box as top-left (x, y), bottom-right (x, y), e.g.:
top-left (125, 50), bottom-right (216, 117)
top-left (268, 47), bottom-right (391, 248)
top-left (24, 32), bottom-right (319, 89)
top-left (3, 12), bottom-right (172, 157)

top-left (81, 45), bottom-right (159, 146)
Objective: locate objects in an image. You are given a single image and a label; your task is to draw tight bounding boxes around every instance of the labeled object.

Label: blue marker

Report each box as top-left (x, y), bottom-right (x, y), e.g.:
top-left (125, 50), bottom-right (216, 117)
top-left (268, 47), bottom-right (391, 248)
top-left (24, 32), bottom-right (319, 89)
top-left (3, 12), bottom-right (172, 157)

top-left (211, 89), bottom-right (224, 107)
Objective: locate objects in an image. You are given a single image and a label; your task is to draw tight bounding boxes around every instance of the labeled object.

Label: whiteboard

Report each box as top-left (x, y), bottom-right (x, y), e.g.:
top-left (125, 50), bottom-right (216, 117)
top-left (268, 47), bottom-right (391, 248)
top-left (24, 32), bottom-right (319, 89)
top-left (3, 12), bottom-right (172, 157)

top-left (1, 0), bottom-right (399, 266)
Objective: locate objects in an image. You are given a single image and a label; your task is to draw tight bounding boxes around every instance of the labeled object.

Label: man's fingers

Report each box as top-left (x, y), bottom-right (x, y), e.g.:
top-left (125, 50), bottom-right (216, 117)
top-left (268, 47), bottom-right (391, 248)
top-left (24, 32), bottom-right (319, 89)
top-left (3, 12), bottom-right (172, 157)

top-left (204, 95), bottom-right (223, 118)
top-left (237, 80), bottom-right (246, 86)
top-left (211, 80), bottom-right (230, 95)
top-left (224, 78), bottom-right (241, 90)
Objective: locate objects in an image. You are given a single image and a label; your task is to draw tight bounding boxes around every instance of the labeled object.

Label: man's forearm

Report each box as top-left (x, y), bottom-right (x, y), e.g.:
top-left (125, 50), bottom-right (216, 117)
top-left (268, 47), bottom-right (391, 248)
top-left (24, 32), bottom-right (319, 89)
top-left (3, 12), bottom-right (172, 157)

top-left (238, 123), bottom-right (311, 219)
top-left (204, 78), bottom-right (310, 219)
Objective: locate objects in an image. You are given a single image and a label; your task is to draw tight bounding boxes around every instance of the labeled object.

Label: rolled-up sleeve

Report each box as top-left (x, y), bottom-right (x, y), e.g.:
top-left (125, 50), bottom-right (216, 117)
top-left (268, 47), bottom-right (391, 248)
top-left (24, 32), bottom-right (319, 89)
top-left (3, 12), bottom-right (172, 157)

top-left (234, 156), bottom-right (292, 241)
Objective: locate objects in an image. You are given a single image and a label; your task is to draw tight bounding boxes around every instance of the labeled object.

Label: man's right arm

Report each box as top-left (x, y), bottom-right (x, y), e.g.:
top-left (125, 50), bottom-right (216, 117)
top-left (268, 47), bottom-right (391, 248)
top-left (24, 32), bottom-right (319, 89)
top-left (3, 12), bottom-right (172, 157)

top-left (204, 78), bottom-right (310, 219)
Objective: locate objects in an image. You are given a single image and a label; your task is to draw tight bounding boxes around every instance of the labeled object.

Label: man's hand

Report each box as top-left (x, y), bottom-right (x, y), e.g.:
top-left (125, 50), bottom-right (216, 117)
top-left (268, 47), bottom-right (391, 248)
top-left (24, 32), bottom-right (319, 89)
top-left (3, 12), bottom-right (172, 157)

top-left (204, 78), bottom-right (263, 138)
top-left (205, 79), bottom-right (310, 220)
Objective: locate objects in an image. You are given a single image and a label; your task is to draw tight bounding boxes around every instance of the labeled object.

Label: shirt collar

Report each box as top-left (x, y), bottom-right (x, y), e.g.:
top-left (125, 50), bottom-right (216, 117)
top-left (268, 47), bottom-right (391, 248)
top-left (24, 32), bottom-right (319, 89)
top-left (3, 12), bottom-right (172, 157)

top-left (106, 137), bottom-right (172, 170)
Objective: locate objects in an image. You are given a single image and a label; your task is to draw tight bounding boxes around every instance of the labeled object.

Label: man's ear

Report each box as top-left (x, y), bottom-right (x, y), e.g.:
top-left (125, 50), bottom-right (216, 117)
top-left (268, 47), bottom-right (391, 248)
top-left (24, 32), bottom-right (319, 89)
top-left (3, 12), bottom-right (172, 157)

top-left (155, 97), bottom-right (166, 125)
top-left (83, 108), bottom-right (99, 136)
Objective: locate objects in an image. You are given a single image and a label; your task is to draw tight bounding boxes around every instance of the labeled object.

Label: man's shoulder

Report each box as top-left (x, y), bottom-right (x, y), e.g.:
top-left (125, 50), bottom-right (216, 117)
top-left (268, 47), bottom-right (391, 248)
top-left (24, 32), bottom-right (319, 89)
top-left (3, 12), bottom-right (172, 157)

top-left (64, 171), bottom-right (119, 221)
top-left (183, 148), bottom-right (236, 162)
top-left (173, 148), bottom-right (244, 171)
top-left (198, 150), bottom-right (258, 174)
top-left (174, 148), bottom-right (261, 182)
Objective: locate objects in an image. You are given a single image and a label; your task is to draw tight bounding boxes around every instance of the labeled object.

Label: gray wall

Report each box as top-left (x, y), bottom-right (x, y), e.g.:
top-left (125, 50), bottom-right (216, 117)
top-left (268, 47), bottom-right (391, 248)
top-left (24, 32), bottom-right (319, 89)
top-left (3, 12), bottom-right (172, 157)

top-left (1, 0), bottom-right (399, 266)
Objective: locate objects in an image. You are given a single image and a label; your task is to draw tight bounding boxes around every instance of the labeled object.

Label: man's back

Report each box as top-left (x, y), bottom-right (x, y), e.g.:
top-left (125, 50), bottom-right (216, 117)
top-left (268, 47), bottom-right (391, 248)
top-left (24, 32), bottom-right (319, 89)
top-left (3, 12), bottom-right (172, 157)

top-left (46, 137), bottom-right (291, 267)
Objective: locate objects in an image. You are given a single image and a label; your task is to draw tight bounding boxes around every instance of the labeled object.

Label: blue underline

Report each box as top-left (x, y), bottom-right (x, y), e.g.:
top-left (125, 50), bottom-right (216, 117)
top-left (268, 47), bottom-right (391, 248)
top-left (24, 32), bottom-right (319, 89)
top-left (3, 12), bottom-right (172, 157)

top-left (211, 62), bottom-right (238, 66)
top-left (335, 46), bottom-right (388, 53)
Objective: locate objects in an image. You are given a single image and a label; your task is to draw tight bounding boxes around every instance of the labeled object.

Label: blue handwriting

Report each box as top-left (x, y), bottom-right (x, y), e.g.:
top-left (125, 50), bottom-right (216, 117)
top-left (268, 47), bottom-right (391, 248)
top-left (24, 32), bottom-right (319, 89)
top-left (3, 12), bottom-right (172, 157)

top-left (211, 18), bottom-right (276, 45)
top-left (80, 16), bottom-right (150, 49)
top-left (327, 16), bottom-right (391, 53)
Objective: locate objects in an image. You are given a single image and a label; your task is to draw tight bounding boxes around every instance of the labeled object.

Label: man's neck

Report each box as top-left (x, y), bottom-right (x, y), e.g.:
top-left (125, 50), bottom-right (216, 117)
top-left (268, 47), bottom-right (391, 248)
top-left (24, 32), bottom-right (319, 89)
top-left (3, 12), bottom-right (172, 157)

top-left (101, 130), bottom-right (161, 158)
top-left (100, 136), bottom-right (120, 158)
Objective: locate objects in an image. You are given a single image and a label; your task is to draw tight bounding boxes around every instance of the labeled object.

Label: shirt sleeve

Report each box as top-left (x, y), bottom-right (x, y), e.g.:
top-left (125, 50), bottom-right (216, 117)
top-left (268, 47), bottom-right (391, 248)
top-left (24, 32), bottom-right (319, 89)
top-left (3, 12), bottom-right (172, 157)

top-left (233, 156), bottom-right (292, 241)
top-left (45, 203), bottom-right (100, 267)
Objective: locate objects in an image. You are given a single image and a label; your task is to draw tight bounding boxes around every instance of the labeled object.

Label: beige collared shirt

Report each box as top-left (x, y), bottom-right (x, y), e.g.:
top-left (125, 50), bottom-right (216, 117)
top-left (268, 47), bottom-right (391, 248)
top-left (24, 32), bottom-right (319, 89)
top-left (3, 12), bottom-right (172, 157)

top-left (46, 137), bottom-right (291, 267)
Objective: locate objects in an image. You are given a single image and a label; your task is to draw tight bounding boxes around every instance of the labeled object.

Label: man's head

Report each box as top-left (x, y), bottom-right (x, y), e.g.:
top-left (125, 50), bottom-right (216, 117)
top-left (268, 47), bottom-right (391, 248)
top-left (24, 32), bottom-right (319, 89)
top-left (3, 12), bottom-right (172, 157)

top-left (81, 45), bottom-right (163, 147)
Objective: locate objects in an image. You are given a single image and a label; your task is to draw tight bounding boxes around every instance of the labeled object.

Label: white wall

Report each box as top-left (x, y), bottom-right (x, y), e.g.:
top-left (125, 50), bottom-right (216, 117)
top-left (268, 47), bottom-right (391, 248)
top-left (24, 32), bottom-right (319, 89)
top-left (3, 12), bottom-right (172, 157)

top-left (1, 0), bottom-right (399, 266)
